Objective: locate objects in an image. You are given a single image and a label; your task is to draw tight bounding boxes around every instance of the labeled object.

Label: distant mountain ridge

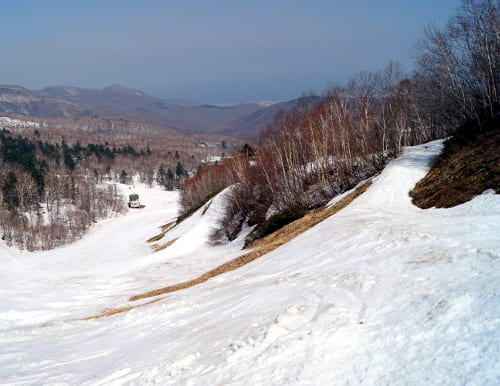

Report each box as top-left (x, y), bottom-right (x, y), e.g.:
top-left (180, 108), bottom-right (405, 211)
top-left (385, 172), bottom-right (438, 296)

top-left (0, 85), bottom-right (97, 118)
top-left (225, 96), bottom-right (321, 138)
top-left (0, 84), bottom-right (311, 138)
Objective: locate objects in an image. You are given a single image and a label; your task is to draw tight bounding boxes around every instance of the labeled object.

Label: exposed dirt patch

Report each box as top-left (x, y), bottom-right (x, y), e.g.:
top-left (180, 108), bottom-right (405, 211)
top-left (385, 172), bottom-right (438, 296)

top-left (411, 119), bottom-right (500, 208)
top-left (129, 181), bottom-right (372, 302)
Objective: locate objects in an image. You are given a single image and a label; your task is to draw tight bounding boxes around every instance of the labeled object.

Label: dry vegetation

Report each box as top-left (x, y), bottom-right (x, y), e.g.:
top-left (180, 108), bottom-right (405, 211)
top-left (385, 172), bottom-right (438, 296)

top-left (147, 232), bottom-right (167, 243)
top-left (153, 237), bottom-right (179, 252)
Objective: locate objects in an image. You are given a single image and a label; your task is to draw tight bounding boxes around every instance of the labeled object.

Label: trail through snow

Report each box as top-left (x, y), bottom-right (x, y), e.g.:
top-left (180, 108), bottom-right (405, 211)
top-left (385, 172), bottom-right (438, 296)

top-left (1, 140), bottom-right (500, 385)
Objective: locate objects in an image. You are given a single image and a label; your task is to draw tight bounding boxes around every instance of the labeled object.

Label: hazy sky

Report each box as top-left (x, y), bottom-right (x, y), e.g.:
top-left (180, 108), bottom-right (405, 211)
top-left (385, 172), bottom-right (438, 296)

top-left (1, 0), bottom-right (460, 103)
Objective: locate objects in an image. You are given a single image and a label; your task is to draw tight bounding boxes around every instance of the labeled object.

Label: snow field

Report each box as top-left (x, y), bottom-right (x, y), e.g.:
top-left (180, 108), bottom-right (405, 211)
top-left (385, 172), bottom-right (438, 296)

top-left (1, 139), bottom-right (500, 384)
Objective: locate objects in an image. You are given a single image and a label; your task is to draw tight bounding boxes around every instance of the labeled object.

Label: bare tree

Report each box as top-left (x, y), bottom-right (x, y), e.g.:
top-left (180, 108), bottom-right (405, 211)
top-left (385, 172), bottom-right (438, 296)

top-left (414, 0), bottom-right (500, 127)
top-left (15, 172), bottom-right (38, 212)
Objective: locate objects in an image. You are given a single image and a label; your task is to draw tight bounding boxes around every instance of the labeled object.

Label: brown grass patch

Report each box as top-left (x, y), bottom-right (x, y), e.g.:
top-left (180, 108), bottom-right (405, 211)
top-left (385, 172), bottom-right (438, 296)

top-left (147, 220), bottom-right (177, 243)
top-left (153, 237), bottom-right (179, 252)
top-left (147, 232), bottom-right (166, 243)
top-left (161, 220), bottom-right (176, 231)
top-left (130, 181), bottom-right (371, 302)
top-left (81, 297), bottom-right (165, 320)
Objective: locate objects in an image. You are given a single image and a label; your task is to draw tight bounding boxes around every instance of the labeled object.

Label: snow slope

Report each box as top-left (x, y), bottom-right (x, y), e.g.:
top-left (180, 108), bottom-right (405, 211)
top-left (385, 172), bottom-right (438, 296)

top-left (1, 140), bottom-right (500, 385)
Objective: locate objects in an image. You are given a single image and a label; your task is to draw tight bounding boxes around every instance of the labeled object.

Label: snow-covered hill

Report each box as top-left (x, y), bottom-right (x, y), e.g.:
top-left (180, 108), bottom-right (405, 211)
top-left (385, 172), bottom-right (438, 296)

top-left (1, 140), bottom-right (499, 384)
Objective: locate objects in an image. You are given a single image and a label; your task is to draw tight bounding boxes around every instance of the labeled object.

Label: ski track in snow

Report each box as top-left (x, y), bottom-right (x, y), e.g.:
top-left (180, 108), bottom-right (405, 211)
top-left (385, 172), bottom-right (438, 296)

top-left (1, 139), bottom-right (500, 385)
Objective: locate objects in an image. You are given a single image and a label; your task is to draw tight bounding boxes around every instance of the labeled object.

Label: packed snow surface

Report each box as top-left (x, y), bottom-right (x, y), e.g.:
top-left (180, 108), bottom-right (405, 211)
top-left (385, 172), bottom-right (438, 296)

top-left (1, 140), bottom-right (499, 384)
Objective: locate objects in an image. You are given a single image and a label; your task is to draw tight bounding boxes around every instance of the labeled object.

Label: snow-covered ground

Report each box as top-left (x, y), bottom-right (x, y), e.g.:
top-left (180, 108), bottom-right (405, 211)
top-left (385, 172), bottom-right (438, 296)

top-left (1, 140), bottom-right (499, 385)
top-left (0, 116), bottom-right (44, 128)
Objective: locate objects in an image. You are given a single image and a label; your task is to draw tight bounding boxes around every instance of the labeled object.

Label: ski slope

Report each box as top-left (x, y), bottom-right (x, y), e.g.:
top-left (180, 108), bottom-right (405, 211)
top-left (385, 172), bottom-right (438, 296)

top-left (1, 140), bottom-right (500, 385)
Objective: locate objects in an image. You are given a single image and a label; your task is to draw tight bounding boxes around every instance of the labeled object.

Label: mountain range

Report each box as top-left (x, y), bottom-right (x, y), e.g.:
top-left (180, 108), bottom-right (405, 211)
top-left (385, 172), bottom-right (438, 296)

top-left (0, 85), bottom-right (315, 138)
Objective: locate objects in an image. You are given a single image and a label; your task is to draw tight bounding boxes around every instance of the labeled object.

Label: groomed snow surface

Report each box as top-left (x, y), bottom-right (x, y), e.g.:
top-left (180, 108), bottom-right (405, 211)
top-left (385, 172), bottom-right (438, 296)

top-left (1, 140), bottom-right (500, 385)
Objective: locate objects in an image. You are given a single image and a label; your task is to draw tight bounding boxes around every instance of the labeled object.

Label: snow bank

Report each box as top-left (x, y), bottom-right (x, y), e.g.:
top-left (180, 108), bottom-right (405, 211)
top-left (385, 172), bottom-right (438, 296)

top-left (1, 140), bottom-right (499, 385)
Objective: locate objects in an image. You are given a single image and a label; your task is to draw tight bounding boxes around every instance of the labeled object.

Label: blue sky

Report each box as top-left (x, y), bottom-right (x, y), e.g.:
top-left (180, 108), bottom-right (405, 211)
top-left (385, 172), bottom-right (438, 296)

top-left (1, 0), bottom-right (460, 103)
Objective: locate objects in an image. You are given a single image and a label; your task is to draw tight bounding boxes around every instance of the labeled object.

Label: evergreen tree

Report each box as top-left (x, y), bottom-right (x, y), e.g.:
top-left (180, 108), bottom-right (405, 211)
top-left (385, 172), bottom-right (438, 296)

top-left (2, 171), bottom-right (19, 209)
top-left (240, 143), bottom-right (256, 158)
top-left (63, 148), bottom-right (75, 170)
top-left (31, 168), bottom-right (45, 196)
top-left (166, 168), bottom-right (175, 190)
top-left (176, 162), bottom-right (185, 177)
